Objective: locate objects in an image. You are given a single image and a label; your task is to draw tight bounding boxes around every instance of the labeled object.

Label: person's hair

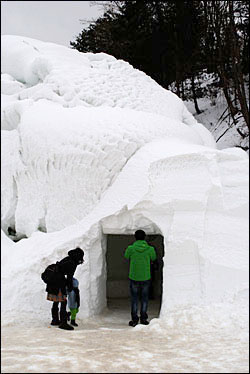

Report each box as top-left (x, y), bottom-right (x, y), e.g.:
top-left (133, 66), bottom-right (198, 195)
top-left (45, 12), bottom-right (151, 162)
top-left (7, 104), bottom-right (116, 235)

top-left (75, 247), bottom-right (84, 255)
top-left (134, 230), bottom-right (146, 240)
top-left (68, 247), bottom-right (84, 263)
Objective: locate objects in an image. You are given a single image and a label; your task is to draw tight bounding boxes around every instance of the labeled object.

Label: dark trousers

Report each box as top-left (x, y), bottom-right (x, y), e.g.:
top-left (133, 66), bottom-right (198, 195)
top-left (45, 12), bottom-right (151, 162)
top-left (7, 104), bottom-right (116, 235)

top-left (130, 279), bottom-right (151, 322)
top-left (51, 301), bottom-right (67, 323)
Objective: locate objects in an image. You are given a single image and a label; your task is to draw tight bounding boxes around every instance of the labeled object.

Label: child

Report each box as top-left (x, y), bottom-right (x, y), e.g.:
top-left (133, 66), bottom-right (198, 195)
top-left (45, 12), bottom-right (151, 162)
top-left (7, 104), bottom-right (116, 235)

top-left (67, 277), bottom-right (80, 326)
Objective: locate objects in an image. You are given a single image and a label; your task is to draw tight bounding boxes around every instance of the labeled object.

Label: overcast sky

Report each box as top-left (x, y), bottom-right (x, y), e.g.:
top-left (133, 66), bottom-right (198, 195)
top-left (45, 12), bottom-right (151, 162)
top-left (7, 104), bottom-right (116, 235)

top-left (1, 1), bottom-right (104, 46)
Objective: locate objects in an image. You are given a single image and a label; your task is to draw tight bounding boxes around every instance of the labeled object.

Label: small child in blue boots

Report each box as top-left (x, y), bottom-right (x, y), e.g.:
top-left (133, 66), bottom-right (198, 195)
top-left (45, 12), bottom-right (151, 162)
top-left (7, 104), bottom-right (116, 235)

top-left (67, 277), bottom-right (80, 326)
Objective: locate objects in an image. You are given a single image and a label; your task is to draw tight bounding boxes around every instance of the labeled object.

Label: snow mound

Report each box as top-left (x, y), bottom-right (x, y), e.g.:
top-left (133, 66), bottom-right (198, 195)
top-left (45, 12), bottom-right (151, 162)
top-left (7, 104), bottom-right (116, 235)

top-left (1, 36), bottom-right (248, 323)
top-left (1, 35), bottom-right (216, 236)
top-left (1, 35), bottom-right (214, 134)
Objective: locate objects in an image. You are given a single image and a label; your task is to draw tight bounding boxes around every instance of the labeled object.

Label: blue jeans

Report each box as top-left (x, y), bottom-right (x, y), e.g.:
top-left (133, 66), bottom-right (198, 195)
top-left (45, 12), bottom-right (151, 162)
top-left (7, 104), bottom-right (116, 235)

top-left (129, 279), bottom-right (151, 321)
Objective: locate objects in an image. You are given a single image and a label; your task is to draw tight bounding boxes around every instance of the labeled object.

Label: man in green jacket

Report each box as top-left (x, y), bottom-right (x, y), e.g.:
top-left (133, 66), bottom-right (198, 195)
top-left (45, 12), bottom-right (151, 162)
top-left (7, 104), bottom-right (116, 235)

top-left (124, 230), bottom-right (156, 327)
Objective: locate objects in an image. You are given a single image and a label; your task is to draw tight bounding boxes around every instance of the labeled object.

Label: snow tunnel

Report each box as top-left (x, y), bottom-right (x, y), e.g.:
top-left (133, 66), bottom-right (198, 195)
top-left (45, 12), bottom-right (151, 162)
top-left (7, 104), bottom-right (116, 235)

top-left (84, 211), bottom-right (167, 318)
top-left (105, 234), bottom-right (164, 316)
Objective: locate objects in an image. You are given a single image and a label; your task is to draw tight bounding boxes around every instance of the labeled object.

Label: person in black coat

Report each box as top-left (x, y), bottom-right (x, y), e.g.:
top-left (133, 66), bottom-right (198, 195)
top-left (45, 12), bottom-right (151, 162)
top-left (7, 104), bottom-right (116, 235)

top-left (47, 247), bottom-right (84, 330)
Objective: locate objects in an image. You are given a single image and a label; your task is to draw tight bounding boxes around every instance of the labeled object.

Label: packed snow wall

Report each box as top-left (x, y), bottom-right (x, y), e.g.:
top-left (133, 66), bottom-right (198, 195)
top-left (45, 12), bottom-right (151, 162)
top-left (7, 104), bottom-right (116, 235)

top-left (1, 35), bottom-right (216, 237)
top-left (1, 36), bottom-right (248, 320)
top-left (1, 139), bottom-right (248, 319)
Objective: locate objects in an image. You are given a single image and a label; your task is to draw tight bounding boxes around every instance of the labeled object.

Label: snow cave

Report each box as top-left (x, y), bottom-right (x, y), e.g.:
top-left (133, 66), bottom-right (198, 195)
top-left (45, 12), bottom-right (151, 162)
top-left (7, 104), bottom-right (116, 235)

top-left (105, 233), bottom-right (164, 316)
top-left (1, 35), bottom-right (248, 322)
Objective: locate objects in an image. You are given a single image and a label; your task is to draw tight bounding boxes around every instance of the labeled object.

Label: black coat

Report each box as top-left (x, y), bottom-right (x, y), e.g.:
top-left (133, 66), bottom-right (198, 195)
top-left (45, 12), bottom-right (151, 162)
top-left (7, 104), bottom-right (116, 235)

top-left (58, 255), bottom-right (77, 290)
top-left (46, 248), bottom-right (84, 295)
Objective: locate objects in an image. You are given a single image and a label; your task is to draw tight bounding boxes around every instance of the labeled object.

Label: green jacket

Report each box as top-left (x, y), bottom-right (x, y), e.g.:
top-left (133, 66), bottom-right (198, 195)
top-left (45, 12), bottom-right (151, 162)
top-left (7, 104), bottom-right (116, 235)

top-left (124, 240), bottom-right (156, 281)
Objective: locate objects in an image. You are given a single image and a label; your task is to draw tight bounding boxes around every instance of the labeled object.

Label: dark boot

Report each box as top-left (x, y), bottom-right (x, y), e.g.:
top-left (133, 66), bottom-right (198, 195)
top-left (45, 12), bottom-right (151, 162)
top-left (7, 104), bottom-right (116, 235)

top-left (59, 301), bottom-right (68, 325)
top-left (51, 319), bottom-right (60, 326)
top-left (140, 318), bottom-right (149, 325)
top-left (71, 320), bottom-right (78, 326)
top-left (129, 320), bottom-right (138, 327)
top-left (51, 302), bottom-right (59, 325)
top-left (67, 312), bottom-right (71, 321)
top-left (58, 322), bottom-right (74, 330)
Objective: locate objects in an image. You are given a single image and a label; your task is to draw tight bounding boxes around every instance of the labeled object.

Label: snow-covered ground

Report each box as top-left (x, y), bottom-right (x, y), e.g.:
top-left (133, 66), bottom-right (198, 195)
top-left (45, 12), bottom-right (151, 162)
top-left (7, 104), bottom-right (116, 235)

top-left (185, 92), bottom-right (249, 152)
top-left (1, 298), bottom-right (249, 373)
top-left (1, 35), bottom-right (249, 373)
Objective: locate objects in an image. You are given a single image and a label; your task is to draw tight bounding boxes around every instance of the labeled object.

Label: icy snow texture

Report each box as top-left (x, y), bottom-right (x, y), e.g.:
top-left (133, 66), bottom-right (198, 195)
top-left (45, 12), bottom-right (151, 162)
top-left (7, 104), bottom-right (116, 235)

top-left (1, 35), bottom-right (216, 236)
top-left (1, 36), bottom-right (249, 323)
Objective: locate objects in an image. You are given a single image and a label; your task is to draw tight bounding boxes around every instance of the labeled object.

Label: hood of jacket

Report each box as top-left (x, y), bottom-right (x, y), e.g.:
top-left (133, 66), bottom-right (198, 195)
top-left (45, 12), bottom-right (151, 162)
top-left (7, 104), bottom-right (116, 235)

top-left (68, 247), bottom-right (84, 264)
top-left (130, 240), bottom-right (150, 253)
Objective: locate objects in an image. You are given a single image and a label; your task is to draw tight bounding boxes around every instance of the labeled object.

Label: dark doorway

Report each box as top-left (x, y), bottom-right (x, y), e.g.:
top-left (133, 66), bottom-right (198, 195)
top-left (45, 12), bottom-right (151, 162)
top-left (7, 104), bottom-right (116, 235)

top-left (106, 234), bottom-right (164, 317)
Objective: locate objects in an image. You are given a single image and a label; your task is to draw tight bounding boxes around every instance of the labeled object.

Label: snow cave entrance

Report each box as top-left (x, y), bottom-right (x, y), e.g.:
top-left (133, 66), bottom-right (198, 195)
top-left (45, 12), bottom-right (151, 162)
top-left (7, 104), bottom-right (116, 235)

top-left (105, 234), bottom-right (164, 317)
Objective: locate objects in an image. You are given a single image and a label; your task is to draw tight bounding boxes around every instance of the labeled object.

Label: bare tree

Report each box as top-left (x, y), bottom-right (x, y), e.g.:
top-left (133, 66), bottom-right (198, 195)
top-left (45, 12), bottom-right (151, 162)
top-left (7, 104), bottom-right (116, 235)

top-left (203, 1), bottom-right (249, 131)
